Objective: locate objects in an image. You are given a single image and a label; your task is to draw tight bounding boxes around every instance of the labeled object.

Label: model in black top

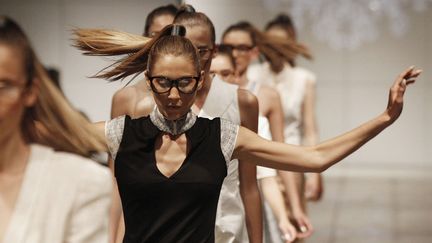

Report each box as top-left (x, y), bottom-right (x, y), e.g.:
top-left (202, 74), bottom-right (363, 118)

top-left (114, 113), bottom-right (233, 242)
top-left (74, 24), bottom-right (421, 242)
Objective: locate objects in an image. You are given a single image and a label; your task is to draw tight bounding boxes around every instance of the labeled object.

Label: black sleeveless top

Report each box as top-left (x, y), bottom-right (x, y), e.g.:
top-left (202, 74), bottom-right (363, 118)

top-left (114, 115), bottom-right (228, 243)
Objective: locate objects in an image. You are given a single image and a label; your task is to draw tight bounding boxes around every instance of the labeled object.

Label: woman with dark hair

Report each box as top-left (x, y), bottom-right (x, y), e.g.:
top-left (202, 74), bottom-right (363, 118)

top-left (210, 45), bottom-right (298, 242)
top-left (209, 44), bottom-right (237, 84)
top-left (74, 20), bottom-right (420, 243)
top-left (222, 21), bottom-right (315, 240)
top-left (264, 14), bottom-right (324, 204)
top-left (0, 16), bottom-right (112, 242)
top-left (143, 4), bottom-right (178, 37)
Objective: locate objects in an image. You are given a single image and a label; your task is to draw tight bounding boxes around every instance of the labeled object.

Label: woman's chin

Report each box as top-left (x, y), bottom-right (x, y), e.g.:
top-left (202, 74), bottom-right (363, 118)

top-left (163, 108), bottom-right (187, 121)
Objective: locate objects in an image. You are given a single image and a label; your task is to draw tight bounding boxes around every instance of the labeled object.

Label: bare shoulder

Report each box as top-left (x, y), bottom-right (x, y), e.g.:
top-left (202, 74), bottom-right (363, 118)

top-left (111, 80), bottom-right (152, 118)
top-left (237, 89), bottom-right (259, 108)
top-left (111, 85), bottom-right (138, 117)
top-left (237, 89), bottom-right (259, 130)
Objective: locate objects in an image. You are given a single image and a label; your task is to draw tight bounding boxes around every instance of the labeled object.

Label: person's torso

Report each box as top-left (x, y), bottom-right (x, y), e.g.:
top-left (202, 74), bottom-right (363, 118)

top-left (3, 144), bottom-right (111, 243)
top-left (248, 63), bottom-right (315, 144)
top-left (115, 116), bottom-right (227, 243)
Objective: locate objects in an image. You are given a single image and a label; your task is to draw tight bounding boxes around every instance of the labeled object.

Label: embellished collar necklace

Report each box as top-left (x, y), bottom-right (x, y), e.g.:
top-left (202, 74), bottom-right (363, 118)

top-left (149, 107), bottom-right (197, 136)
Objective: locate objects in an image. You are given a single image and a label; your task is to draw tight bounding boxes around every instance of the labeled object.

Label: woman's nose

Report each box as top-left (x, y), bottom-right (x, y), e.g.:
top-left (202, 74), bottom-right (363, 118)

top-left (167, 86), bottom-right (181, 99)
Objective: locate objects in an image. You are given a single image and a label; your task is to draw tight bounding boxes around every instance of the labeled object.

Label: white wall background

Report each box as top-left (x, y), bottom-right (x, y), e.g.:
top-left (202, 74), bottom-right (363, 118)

top-left (2, 0), bottom-right (431, 168)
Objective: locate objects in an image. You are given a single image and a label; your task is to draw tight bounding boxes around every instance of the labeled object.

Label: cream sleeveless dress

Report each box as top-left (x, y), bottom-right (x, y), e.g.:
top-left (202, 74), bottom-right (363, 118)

top-left (246, 78), bottom-right (286, 243)
top-left (198, 76), bottom-right (249, 243)
top-left (248, 63), bottom-right (316, 146)
top-left (248, 63), bottom-right (317, 243)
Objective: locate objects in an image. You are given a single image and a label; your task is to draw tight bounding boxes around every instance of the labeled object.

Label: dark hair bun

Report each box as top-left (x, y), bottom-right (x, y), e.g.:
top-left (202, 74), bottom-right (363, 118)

top-left (170, 25), bottom-right (186, 37)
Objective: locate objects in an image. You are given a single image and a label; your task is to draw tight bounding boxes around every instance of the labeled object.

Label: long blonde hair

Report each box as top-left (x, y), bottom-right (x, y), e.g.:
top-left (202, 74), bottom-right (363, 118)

top-left (1, 16), bottom-right (106, 157)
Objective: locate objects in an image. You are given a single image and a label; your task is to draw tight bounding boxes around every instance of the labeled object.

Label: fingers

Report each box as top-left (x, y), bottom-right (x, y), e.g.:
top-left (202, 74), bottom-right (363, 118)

top-left (405, 69), bottom-right (422, 85)
top-left (281, 232), bottom-right (294, 242)
top-left (398, 66), bottom-right (421, 83)
top-left (279, 221), bottom-right (297, 242)
top-left (397, 66), bottom-right (414, 83)
top-left (296, 219), bottom-right (314, 238)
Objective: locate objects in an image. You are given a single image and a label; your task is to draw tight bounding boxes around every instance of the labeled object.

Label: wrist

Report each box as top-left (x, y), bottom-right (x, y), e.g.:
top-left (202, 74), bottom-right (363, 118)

top-left (380, 111), bottom-right (395, 126)
top-left (292, 207), bottom-right (304, 217)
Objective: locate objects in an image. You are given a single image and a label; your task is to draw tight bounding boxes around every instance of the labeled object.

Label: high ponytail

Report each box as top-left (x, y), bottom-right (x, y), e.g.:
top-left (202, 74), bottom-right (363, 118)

top-left (73, 24), bottom-right (199, 81)
top-left (74, 25), bottom-right (173, 81)
top-left (222, 21), bottom-right (312, 73)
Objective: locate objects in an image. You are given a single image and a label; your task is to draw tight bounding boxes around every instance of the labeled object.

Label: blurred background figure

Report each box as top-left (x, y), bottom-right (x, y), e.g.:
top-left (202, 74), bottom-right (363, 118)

top-left (0, 16), bottom-right (112, 243)
top-left (264, 14), bottom-right (323, 202)
top-left (211, 44), bottom-right (298, 243)
top-left (222, 21), bottom-right (314, 241)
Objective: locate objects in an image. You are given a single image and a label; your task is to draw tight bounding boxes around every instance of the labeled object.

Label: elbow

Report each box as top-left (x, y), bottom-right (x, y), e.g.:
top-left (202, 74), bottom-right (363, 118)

top-left (313, 163), bottom-right (328, 173)
top-left (309, 149), bottom-right (329, 173)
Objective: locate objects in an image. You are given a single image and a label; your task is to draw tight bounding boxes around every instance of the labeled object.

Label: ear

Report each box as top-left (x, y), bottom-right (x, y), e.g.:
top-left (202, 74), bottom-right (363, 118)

top-left (23, 78), bottom-right (39, 107)
top-left (144, 70), bottom-right (151, 88)
top-left (197, 70), bottom-right (205, 91)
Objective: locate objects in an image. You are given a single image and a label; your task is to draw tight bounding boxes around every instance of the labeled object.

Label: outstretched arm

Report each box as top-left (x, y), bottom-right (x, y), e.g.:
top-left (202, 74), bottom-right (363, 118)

top-left (233, 67), bottom-right (421, 172)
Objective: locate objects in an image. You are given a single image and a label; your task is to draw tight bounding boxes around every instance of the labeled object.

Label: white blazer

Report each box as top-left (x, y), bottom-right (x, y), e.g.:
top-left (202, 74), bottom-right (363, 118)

top-left (2, 144), bottom-right (112, 243)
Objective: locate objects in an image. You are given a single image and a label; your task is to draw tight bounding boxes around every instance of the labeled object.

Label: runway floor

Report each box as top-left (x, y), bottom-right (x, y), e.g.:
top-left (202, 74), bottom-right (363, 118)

top-left (306, 163), bottom-right (432, 243)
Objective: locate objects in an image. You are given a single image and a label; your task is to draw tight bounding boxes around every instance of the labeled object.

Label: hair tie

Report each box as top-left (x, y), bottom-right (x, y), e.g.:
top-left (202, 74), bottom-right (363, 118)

top-left (170, 25), bottom-right (186, 37)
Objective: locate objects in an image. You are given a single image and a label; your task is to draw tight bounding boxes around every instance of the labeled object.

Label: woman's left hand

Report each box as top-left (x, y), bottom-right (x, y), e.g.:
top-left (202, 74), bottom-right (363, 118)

top-left (386, 66), bottom-right (421, 122)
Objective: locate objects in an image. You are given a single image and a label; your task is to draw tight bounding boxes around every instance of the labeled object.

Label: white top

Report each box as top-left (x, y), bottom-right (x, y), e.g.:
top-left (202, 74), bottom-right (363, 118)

top-left (198, 76), bottom-right (248, 243)
top-left (3, 144), bottom-right (112, 243)
top-left (245, 78), bottom-right (277, 180)
top-left (248, 63), bottom-right (316, 145)
top-left (256, 116), bottom-right (277, 180)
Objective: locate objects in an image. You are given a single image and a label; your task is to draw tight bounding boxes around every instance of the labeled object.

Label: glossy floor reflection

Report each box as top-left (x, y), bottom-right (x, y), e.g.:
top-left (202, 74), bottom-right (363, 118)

top-left (306, 165), bottom-right (432, 243)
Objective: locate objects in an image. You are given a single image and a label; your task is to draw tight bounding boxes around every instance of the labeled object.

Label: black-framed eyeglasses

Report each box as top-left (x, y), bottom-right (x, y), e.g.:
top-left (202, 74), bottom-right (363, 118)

top-left (148, 76), bottom-right (200, 94)
top-left (221, 44), bottom-right (254, 53)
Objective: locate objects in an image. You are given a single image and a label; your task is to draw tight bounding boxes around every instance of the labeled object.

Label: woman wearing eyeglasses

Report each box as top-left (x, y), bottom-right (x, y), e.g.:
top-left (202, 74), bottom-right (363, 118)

top-left (0, 16), bottom-right (112, 243)
top-left (211, 44), bottom-right (298, 242)
top-left (74, 23), bottom-right (419, 243)
top-left (109, 6), bottom-right (263, 243)
top-left (222, 22), bottom-right (320, 239)
top-left (221, 21), bottom-right (314, 241)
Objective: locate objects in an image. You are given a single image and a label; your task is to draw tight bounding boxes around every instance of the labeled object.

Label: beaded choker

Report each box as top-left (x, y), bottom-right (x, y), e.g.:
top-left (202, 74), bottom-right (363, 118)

top-left (149, 107), bottom-right (197, 135)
